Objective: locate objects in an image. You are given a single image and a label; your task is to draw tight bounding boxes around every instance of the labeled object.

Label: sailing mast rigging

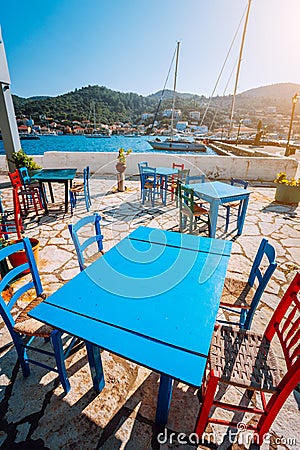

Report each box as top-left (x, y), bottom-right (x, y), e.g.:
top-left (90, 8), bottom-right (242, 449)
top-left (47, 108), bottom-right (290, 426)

top-left (228, 0), bottom-right (252, 137)
top-left (170, 41), bottom-right (180, 135)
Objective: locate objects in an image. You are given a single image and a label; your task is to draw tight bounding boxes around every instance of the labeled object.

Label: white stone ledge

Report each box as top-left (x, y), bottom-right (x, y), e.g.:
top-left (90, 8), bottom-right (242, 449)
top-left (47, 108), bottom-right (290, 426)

top-left (0, 151), bottom-right (298, 182)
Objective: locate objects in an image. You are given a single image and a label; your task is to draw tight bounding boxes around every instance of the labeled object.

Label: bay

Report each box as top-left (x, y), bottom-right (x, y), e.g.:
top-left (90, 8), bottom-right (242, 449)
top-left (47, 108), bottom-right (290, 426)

top-left (0, 135), bottom-right (215, 156)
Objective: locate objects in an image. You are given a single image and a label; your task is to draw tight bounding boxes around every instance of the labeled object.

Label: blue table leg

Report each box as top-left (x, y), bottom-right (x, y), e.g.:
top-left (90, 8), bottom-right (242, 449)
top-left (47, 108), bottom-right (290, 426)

top-left (209, 199), bottom-right (219, 238)
top-left (159, 175), bottom-right (167, 205)
top-left (237, 195), bottom-right (249, 235)
top-left (155, 374), bottom-right (174, 427)
top-left (85, 341), bottom-right (105, 393)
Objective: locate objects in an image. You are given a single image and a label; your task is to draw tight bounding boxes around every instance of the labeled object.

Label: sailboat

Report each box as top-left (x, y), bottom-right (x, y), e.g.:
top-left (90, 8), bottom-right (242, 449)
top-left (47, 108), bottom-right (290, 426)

top-left (147, 42), bottom-right (206, 152)
top-left (85, 101), bottom-right (111, 138)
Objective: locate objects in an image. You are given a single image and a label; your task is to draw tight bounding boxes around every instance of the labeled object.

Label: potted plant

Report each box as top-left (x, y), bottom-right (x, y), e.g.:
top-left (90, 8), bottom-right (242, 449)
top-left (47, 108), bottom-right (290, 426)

top-left (116, 148), bottom-right (132, 191)
top-left (274, 172), bottom-right (300, 204)
top-left (116, 148), bottom-right (132, 173)
top-left (11, 149), bottom-right (42, 176)
top-left (0, 237), bottom-right (40, 275)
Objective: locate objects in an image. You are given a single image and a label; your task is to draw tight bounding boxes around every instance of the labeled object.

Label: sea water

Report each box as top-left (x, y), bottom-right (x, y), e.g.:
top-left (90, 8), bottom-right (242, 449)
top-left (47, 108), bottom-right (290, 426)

top-left (0, 135), bottom-right (216, 156)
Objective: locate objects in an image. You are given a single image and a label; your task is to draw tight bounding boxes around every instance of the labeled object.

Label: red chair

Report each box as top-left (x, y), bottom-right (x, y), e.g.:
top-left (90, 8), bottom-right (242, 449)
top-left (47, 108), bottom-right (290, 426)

top-left (167, 163), bottom-right (185, 201)
top-left (9, 170), bottom-right (43, 216)
top-left (0, 190), bottom-right (23, 240)
top-left (195, 272), bottom-right (300, 446)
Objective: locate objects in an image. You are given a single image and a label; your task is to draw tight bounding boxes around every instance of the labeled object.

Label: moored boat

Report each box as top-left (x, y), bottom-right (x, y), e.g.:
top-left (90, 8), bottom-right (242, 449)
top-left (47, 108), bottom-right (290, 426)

top-left (85, 132), bottom-right (111, 138)
top-left (148, 137), bottom-right (206, 151)
top-left (19, 133), bottom-right (40, 140)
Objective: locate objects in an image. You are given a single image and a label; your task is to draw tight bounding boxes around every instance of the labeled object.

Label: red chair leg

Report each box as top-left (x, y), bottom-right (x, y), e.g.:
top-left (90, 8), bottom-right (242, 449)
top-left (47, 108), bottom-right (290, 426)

top-left (255, 360), bottom-right (300, 445)
top-left (195, 369), bottom-right (220, 437)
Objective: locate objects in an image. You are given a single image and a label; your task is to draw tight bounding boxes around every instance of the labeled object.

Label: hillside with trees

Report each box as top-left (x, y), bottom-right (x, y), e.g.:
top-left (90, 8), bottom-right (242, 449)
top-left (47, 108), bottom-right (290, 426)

top-left (12, 82), bottom-right (300, 130)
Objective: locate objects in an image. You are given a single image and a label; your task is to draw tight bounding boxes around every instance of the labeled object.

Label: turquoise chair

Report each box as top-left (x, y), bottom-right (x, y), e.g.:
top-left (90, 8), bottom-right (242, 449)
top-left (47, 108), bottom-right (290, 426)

top-left (186, 174), bottom-right (206, 184)
top-left (222, 178), bottom-right (249, 232)
top-left (219, 238), bottom-right (277, 329)
top-left (68, 213), bottom-right (104, 271)
top-left (0, 238), bottom-right (73, 393)
top-left (140, 167), bottom-right (159, 207)
top-left (69, 166), bottom-right (91, 214)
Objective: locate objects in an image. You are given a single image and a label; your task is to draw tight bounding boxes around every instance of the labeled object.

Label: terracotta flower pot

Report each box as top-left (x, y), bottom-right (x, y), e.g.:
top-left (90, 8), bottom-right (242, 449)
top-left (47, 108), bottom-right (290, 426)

top-left (116, 162), bottom-right (126, 173)
top-left (8, 238), bottom-right (40, 274)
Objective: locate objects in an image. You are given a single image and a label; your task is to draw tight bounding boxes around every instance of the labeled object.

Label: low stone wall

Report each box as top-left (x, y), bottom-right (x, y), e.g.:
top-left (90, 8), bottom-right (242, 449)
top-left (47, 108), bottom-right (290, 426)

top-left (0, 151), bottom-right (298, 182)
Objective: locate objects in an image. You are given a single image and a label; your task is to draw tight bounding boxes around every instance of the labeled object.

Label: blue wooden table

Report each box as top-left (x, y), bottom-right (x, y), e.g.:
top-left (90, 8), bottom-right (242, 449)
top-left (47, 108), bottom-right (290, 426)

top-left (29, 226), bottom-right (231, 427)
top-left (186, 181), bottom-right (251, 238)
top-left (31, 168), bottom-right (77, 213)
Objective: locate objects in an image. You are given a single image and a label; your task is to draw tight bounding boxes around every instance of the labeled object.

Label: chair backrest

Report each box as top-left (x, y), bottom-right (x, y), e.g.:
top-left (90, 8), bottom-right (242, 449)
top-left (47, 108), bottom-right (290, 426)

top-left (230, 178), bottom-right (248, 189)
top-left (178, 183), bottom-right (196, 214)
top-left (0, 237), bottom-right (43, 331)
top-left (83, 166), bottom-right (90, 194)
top-left (18, 167), bottom-right (31, 186)
top-left (138, 162), bottom-right (148, 173)
top-left (264, 272), bottom-right (300, 369)
top-left (243, 238), bottom-right (277, 329)
top-left (68, 213), bottom-right (103, 271)
top-left (187, 174), bottom-right (206, 184)
top-left (140, 167), bottom-right (157, 189)
top-left (0, 190), bottom-right (23, 240)
top-left (172, 162), bottom-right (184, 170)
top-left (8, 170), bottom-right (23, 190)
top-left (177, 169), bottom-right (190, 183)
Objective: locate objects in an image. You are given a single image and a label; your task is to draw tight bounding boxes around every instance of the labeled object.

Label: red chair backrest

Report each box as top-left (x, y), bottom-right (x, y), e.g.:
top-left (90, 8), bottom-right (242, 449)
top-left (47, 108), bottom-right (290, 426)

top-left (265, 272), bottom-right (300, 368)
top-left (172, 163), bottom-right (184, 170)
top-left (8, 170), bottom-right (23, 190)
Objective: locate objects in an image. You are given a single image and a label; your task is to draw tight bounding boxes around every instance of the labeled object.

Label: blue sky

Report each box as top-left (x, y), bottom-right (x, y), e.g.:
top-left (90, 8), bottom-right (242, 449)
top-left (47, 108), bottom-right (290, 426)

top-left (1, 0), bottom-right (300, 98)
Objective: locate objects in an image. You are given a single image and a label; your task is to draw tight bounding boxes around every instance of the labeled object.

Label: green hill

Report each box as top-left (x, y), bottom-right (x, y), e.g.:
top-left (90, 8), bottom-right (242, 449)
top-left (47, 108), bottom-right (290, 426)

top-left (12, 82), bottom-right (300, 129)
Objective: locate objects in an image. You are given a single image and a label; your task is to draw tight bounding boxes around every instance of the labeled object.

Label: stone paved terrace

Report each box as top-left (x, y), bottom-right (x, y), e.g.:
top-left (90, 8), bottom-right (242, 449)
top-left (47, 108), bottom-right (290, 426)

top-left (0, 173), bottom-right (299, 450)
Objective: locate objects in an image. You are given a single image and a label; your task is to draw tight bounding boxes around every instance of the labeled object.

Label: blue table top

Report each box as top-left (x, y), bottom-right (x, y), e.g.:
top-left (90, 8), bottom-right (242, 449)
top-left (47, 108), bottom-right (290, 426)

top-left (30, 227), bottom-right (232, 386)
top-left (129, 227), bottom-right (231, 256)
top-left (186, 181), bottom-right (251, 200)
top-left (155, 167), bottom-right (178, 176)
top-left (31, 168), bottom-right (77, 181)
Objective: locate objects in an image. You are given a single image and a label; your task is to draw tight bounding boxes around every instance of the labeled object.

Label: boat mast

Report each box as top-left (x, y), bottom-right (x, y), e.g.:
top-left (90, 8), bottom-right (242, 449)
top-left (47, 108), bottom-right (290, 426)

top-left (170, 41), bottom-right (180, 135)
top-left (92, 101), bottom-right (97, 133)
top-left (228, 0), bottom-right (252, 138)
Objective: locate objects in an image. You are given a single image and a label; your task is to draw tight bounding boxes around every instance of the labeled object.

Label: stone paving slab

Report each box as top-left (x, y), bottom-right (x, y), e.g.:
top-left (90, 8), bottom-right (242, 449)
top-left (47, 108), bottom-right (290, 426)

top-left (0, 174), bottom-right (299, 449)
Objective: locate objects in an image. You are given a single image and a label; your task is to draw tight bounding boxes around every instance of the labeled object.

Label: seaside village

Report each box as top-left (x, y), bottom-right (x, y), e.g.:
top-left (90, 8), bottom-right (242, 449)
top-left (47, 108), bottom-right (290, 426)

top-left (1, 17), bottom-right (300, 450)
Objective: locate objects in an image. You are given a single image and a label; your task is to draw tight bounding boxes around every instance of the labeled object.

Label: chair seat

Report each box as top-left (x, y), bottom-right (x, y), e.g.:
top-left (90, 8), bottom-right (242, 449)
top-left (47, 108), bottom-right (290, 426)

top-left (210, 325), bottom-right (281, 392)
top-left (70, 183), bottom-right (84, 193)
top-left (220, 278), bottom-right (256, 309)
top-left (83, 251), bottom-right (104, 268)
top-left (13, 293), bottom-right (54, 338)
top-left (193, 204), bottom-right (209, 216)
top-left (224, 201), bottom-right (240, 209)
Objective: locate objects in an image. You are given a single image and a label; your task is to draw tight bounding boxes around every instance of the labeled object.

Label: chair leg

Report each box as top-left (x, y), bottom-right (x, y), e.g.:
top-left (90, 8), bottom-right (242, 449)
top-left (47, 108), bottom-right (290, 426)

top-left (255, 367), bottom-right (300, 445)
top-left (195, 370), bottom-right (220, 437)
top-left (85, 341), bottom-right (105, 393)
top-left (51, 329), bottom-right (71, 394)
top-left (12, 330), bottom-right (30, 377)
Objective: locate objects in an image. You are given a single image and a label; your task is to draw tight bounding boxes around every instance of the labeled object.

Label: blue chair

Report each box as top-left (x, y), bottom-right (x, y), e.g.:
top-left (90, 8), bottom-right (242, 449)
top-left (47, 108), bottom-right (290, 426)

top-left (222, 178), bottom-right (249, 233)
top-left (219, 238), bottom-right (277, 329)
top-left (68, 213), bottom-right (104, 271)
top-left (138, 162), bottom-right (149, 198)
top-left (186, 174), bottom-right (206, 184)
top-left (69, 166), bottom-right (91, 214)
top-left (0, 190), bottom-right (23, 240)
top-left (18, 166), bottom-right (47, 207)
top-left (0, 237), bottom-right (74, 393)
top-left (140, 167), bottom-right (159, 207)
top-left (138, 161), bottom-right (148, 172)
